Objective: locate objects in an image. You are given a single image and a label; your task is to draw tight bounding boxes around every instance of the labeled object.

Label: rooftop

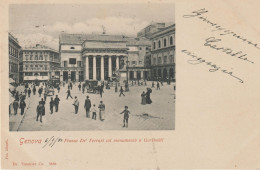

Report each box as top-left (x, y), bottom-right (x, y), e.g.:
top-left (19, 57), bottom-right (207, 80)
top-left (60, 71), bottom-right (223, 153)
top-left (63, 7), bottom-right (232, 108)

top-left (22, 44), bottom-right (58, 53)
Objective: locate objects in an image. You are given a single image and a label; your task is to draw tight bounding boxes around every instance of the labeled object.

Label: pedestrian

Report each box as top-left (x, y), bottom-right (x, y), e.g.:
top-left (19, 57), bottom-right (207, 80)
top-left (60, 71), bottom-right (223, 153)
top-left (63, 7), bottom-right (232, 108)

top-left (33, 86), bottom-right (36, 95)
top-left (132, 81), bottom-right (133, 86)
top-left (98, 101), bottom-right (105, 121)
top-left (70, 82), bottom-right (73, 90)
top-left (119, 86), bottom-right (125, 97)
top-left (91, 104), bottom-right (97, 120)
top-left (24, 88), bottom-right (27, 96)
top-left (84, 96), bottom-right (91, 118)
top-left (38, 87), bottom-right (42, 97)
top-left (49, 97), bottom-right (54, 114)
top-left (54, 95), bottom-right (60, 112)
top-left (13, 99), bottom-right (19, 115)
top-left (115, 83), bottom-right (118, 92)
top-left (141, 91), bottom-right (146, 105)
top-left (73, 96), bottom-right (79, 114)
top-left (15, 91), bottom-right (19, 101)
top-left (157, 81), bottom-right (160, 90)
top-left (145, 80), bottom-right (147, 86)
top-left (146, 88), bottom-right (152, 104)
top-left (19, 99), bottom-right (26, 115)
top-left (120, 106), bottom-right (130, 128)
top-left (44, 91), bottom-right (47, 101)
top-left (66, 87), bottom-right (73, 99)
top-left (82, 83), bottom-right (85, 93)
top-left (28, 88), bottom-right (31, 97)
top-left (78, 83), bottom-right (81, 91)
top-left (99, 86), bottom-right (104, 98)
top-left (152, 81), bottom-right (155, 88)
top-left (40, 98), bottom-right (46, 105)
top-left (161, 80), bottom-right (163, 86)
top-left (36, 101), bottom-right (44, 123)
top-left (63, 82), bottom-right (65, 87)
top-left (57, 86), bottom-right (60, 93)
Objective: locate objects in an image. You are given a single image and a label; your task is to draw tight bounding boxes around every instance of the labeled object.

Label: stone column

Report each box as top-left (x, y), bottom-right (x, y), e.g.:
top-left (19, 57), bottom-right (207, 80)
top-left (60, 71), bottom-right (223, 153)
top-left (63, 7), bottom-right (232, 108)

top-left (76, 71), bottom-right (79, 82)
top-left (108, 56), bottom-right (112, 78)
top-left (93, 56), bottom-right (96, 80)
top-left (134, 71), bottom-right (137, 79)
top-left (68, 71), bottom-right (71, 81)
top-left (85, 56), bottom-right (89, 80)
top-left (141, 70), bottom-right (144, 80)
top-left (116, 56), bottom-right (119, 70)
top-left (60, 71), bottom-right (63, 82)
top-left (101, 56), bottom-right (104, 81)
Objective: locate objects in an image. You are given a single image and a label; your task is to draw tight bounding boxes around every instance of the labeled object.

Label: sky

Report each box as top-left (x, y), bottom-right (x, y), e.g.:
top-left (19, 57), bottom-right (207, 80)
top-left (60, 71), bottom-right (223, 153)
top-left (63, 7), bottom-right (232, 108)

top-left (9, 3), bottom-right (175, 50)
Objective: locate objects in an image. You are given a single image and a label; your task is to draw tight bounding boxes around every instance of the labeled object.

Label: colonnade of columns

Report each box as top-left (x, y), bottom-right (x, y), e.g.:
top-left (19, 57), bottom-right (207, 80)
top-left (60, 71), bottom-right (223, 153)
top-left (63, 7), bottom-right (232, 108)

top-left (85, 55), bottom-right (121, 81)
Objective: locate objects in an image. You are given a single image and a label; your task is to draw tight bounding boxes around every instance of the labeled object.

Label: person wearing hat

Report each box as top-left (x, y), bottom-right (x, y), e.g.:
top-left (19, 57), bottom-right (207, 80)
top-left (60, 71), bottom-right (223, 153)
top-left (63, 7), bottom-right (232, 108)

top-left (120, 106), bottom-right (130, 128)
top-left (54, 95), bottom-right (60, 112)
top-left (84, 96), bottom-right (91, 118)
top-left (98, 100), bottom-right (105, 121)
top-left (36, 101), bottom-right (44, 123)
top-left (73, 96), bottom-right (79, 114)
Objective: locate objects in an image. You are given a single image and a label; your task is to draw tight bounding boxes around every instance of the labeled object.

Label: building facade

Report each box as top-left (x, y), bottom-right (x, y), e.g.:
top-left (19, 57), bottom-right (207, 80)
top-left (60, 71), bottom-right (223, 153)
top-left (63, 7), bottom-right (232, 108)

top-left (150, 24), bottom-right (175, 81)
top-left (137, 22), bottom-right (166, 39)
top-left (125, 37), bottom-right (151, 80)
top-left (19, 44), bottom-right (60, 82)
top-left (59, 33), bottom-right (151, 82)
top-left (9, 33), bottom-right (21, 83)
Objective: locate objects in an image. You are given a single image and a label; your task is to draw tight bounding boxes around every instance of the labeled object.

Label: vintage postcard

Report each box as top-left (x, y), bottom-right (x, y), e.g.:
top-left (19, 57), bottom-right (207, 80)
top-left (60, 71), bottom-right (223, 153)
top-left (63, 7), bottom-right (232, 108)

top-left (1, 0), bottom-right (260, 169)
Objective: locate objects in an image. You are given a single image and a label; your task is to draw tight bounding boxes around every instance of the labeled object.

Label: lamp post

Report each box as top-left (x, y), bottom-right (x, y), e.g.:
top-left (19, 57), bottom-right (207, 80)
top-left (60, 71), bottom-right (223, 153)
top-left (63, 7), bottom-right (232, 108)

top-left (125, 52), bottom-right (129, 92)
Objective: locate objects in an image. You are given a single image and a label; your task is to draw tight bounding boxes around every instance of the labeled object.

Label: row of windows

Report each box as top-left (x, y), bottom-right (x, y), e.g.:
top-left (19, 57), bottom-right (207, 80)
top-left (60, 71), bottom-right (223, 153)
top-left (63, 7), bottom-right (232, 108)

top-left (24, 55), bottom-right (58, 61)
top-left (153, 36), bottom-right (174, 50)
top-left (24, 51), bottom-right (50, 55)
top-left (9, 46), bottom-right (19, 58)
top-left (129, 61), bottom-right (142, 65)
top-left (24, 72), bottom-right (48, 76)
top-left (9, 63), bottom-right (18, 73)
top-left (62, 60), bottom-right (82, 67)
top-left (24, 64), bottom-right (48, 68)
top-left (24, 67), bottom-right (48, 71)
top-left (152, 55), bottom-right (174, 65)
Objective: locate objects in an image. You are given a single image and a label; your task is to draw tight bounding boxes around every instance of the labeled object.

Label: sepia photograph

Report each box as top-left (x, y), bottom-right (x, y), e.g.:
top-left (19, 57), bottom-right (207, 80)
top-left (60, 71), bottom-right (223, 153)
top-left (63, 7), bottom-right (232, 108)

top-left (8, 3), bottom-right (175, 131)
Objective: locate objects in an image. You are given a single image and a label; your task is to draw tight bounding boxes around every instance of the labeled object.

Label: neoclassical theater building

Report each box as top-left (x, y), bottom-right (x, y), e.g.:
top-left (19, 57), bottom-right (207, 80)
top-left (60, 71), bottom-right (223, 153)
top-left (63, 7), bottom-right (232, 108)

top-left (58, 33), bottom-right (151, 82)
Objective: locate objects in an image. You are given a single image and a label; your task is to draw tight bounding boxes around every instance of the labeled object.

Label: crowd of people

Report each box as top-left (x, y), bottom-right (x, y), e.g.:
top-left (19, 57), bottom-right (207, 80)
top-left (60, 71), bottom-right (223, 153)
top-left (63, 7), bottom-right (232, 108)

top-left (9, 79), bottom-right (175, 127)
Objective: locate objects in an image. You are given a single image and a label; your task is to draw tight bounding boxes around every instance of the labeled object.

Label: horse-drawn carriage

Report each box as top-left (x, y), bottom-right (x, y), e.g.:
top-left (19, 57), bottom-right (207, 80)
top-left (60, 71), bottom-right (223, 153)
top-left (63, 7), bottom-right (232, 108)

top-left (85, 80), bottom-right (100, 94)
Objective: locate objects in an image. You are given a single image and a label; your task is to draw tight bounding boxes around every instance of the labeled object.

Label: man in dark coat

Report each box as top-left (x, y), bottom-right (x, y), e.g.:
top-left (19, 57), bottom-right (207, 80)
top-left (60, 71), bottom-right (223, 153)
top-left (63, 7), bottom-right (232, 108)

top-left (13, 99), bottom-right (19, 115)
top-left (84, 96), bottom-right (91, 118)
top-left (49, 97), bottom-right (54, 114)
top-left (66, 88), bottom-right (73, 99)
top-left (99, 86), bottom-right (104, 98)
top-left (157, 82), bottom-right (160, 90)
top-left (54, 95), bottom-right (60, 112)
top-left (19, 99), bottom-right (26, 115)
top-left (38, 87), bottom-right (42, 97)
top-left (33, 86), bottom-right (36, 95)
top-left (28, 88), bottom-right (31, 97)
top-left (78, 83), bottom-right (81, 91)
top-left (36, 101), bottom-right (44, 123)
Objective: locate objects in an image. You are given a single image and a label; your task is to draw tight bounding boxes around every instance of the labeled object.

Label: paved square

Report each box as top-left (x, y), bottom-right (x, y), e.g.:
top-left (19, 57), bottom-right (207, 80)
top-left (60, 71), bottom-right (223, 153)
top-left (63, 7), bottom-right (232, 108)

top-left (10, 82), bottom-right (175, 131)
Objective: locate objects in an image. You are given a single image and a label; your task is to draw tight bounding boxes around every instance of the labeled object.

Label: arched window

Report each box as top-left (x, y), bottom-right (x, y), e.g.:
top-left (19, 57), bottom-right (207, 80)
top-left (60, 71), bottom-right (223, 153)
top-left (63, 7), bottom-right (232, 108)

top-left (170, 36), bottom-right (173, 45)
top-left (158, 40), bottom-right (161, 48)
top-left (164, 39), bottom-right (167, 47)
top-left (35, 55), bottom-right (38, 60)
top-left (153, 42), bottom-right (156, 49)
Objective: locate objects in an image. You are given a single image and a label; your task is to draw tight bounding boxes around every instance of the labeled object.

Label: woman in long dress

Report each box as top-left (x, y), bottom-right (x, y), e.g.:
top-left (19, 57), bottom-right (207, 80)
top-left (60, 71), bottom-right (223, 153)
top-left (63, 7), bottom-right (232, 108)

top-left (98, 101), bottom-right (106, 121)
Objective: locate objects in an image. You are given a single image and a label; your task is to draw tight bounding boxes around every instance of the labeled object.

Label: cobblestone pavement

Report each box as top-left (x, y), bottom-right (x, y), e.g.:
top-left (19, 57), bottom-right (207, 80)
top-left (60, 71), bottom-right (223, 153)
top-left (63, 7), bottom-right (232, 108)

top-left (10, 82), bottom-right (175, 131)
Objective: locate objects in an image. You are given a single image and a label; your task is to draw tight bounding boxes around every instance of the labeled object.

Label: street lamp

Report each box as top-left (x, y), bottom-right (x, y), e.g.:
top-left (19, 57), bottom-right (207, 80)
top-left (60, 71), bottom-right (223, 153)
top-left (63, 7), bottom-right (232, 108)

top-left (125, 52), bottom-right (129, 92)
